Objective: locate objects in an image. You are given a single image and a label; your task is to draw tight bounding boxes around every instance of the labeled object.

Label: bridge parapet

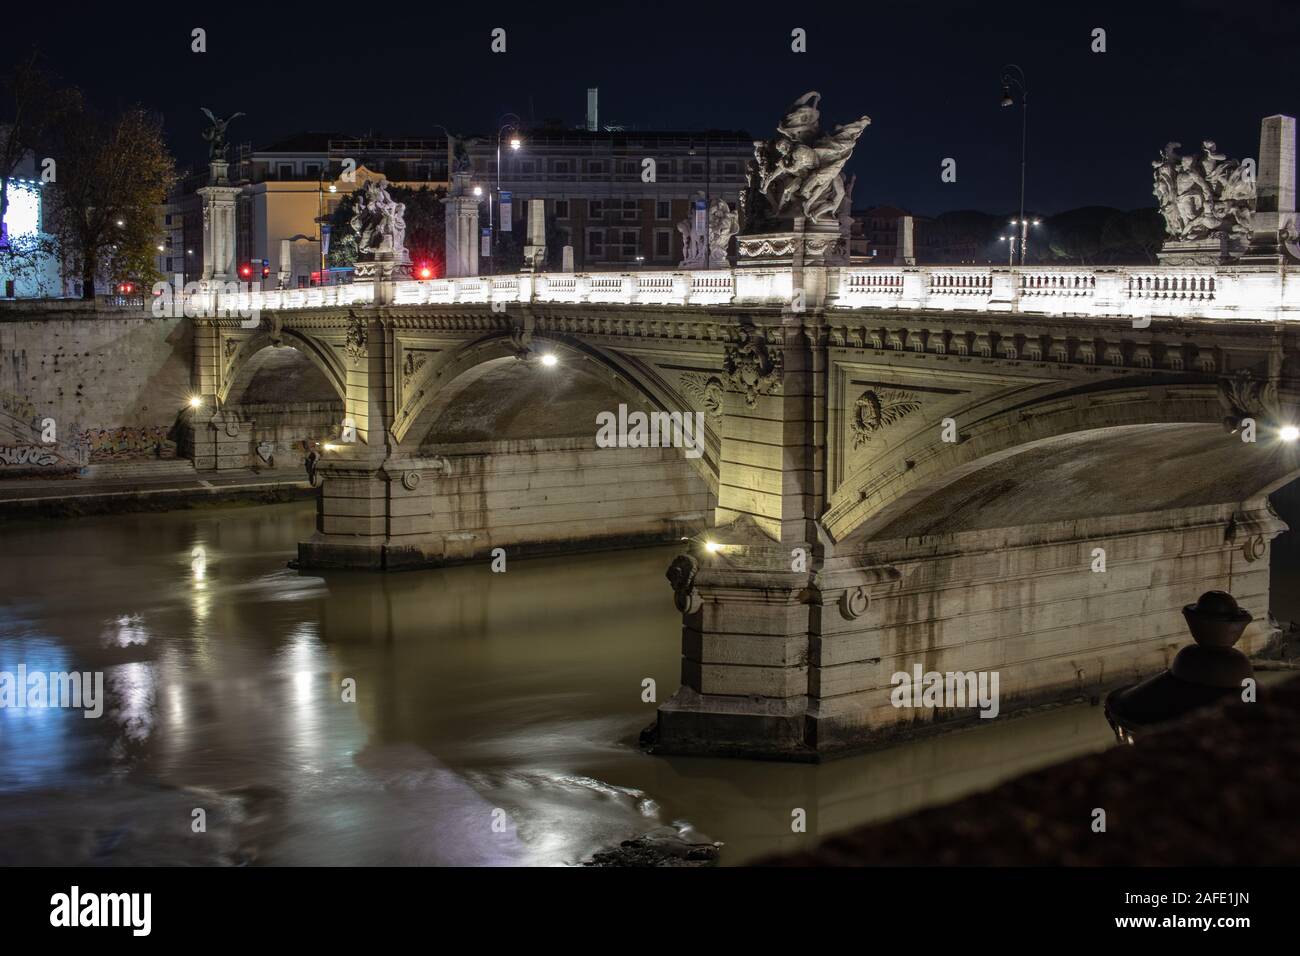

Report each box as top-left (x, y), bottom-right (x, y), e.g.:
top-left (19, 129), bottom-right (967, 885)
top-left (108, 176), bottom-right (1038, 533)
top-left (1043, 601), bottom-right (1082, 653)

top-left (202, 263), bottom-right (1300, 324)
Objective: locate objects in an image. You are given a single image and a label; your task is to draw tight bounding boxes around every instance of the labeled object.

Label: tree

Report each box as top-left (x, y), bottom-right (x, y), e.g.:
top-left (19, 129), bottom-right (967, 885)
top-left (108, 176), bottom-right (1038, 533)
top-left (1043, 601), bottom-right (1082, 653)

top-left (41, 102), bottom-right (176, 298)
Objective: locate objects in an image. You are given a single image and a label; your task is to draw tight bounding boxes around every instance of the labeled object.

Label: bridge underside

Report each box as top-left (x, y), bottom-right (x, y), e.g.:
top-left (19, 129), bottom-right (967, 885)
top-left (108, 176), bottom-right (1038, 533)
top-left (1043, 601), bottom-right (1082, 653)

top-left (653, 422), bottom-right (1298, 759)
top-left (299, 350), bottom-right (718, 569)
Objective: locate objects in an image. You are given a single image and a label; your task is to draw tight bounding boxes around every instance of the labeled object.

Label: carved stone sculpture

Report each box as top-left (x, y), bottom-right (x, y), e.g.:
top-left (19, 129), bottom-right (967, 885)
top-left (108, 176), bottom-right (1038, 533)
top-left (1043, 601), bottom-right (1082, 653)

top-left (200, 108), bottom-right (245, 162)
top-left (344, 310), bottom-right (368, 364)
top-left (1218, 368), bottom-right (1280, 428)
top-left (350, 180), bottom-right (409, 261)
top-left (666, 554), bottom-right (702, 615)
top-left (850, 388), bottom-right (922, 448)
top-left (724, 326), bottom-right (784, 407)
top-left (1152, 140), bottom-right (1256, 241)
top-left (679, 372), bottom-right (726, 424)
top-left (740, 92), bottom-right (871, 231)
top-left (678, 198), bottom-right (739, 268)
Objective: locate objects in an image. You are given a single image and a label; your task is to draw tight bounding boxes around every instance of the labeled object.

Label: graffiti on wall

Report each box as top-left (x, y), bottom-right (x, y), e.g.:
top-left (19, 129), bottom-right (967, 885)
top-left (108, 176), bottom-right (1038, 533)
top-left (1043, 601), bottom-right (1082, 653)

top-left (0, 445), bottom-right (62, 468)
top-left (76, 426), bottom-right (177, 462)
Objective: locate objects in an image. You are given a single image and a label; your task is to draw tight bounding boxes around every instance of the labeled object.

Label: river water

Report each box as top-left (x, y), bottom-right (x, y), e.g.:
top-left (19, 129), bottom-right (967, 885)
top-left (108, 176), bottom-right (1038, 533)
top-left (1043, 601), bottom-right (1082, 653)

top-left (0, 500), bottom-right (1197, 865)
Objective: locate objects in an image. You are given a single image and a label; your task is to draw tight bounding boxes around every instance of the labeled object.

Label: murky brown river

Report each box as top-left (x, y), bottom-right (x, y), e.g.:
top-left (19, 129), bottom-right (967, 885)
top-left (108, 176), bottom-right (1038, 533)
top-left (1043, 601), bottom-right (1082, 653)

top-left (0, 500), bottom-right (1216, 865)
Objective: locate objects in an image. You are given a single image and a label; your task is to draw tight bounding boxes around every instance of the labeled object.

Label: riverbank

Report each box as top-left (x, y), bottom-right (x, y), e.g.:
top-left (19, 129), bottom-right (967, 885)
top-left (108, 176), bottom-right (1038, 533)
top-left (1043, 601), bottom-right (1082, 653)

top-left (760, 675), bottom-right (1300, 865)
top-left (0, 464), bottom-right (312, 518)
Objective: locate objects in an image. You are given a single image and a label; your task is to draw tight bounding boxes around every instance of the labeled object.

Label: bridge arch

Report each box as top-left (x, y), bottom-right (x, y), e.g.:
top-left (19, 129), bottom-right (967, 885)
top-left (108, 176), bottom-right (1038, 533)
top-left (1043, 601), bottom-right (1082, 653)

top-left (219, 329), bottom-right (346, 407)
top-left (824, 378), bottom-right (1278, 542)
top-left (393, 331), bottom-right (719, 488)
top-left (839, 420), bottom-right (1300, 546)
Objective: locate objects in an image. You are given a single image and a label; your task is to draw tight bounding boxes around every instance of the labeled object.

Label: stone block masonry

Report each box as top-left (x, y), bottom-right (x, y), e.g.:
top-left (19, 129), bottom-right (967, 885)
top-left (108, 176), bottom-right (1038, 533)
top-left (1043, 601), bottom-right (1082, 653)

top-left (0, 307), bottom-right (192, 472)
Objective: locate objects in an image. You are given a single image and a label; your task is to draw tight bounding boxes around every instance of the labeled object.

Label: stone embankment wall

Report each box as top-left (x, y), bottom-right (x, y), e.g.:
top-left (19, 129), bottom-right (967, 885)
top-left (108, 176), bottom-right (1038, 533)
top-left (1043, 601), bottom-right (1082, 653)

top-left (0, 304), bottom-right (192, 474)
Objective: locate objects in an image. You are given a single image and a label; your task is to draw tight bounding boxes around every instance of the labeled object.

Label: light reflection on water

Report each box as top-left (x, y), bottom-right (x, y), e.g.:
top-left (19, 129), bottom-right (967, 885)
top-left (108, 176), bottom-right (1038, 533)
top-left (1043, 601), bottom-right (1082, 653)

top-left (0, 500), bottom-right (1166, 866)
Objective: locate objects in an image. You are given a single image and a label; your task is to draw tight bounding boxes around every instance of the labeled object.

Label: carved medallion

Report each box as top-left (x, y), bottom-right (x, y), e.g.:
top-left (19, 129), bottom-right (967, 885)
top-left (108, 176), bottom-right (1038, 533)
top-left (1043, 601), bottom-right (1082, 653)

top-left (850, 388), bottom-right (922, 448)
top-left (402, 470), bottom-right (422, 491)
top-left (723, 327), bottom-right (783, 407)
top-left (679, 372), bottom-right (725, 424)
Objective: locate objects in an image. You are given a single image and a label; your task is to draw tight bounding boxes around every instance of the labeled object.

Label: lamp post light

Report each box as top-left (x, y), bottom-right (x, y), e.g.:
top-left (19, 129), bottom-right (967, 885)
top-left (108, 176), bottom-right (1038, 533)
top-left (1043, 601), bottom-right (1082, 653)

top-left (489, 112), bottom-right (523, 276)
top-left (999, 64), bottom-right (1029, 264)
top-left (1006, 217), bottom-right (1041, 265)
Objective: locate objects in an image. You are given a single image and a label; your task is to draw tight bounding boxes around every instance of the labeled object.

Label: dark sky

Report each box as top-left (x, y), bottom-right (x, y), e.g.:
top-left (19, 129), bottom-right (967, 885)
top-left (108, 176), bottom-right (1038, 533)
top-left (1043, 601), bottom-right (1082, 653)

top-left (9, 0), bottom-right (1300, 216)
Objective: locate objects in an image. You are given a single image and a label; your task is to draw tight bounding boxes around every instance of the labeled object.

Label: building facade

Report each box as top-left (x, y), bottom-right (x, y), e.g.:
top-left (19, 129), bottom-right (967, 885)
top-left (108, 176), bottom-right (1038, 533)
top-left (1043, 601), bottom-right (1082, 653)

top-left (177, 127), bottom-right (755, 286)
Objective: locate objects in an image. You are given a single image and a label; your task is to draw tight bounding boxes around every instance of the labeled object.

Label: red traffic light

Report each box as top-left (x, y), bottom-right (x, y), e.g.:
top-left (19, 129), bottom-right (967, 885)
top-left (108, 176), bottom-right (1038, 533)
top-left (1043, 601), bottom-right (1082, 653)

top-left (416, 262), bottom-right (434, 280)
top-left (239, 263), bottom-right (253, 279)
top-left (261, 266), bottom-right (270, 278)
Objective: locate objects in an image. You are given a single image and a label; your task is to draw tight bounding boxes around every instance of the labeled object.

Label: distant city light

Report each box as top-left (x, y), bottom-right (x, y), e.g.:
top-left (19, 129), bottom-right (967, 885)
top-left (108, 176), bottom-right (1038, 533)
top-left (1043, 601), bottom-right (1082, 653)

top-left (1, 181), bottom-right (40, 241)
top-left (509, 137), bottom-right (522, 150)
top-left (473, 186), bottom-right (483, 197)
top-left (115, 219), bottom-right (124, 227)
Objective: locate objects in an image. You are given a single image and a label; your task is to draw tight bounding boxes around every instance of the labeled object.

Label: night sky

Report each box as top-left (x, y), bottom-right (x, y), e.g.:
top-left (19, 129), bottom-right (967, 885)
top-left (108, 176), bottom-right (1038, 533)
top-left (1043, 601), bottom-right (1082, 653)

top-left (8, 0), bottom-right (1300, 216)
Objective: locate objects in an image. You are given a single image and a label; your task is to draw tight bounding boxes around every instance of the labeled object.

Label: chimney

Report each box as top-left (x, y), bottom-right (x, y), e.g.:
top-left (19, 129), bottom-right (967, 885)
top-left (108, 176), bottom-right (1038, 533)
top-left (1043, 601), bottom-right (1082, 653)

top-left (586, 88), bottom-right (599, 132)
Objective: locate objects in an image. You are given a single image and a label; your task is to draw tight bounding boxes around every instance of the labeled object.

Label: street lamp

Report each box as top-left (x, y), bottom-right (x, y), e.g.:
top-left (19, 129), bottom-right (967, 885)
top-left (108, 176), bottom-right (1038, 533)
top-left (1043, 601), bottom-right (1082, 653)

top-left (488, 112), bottom-right (523, 276)
top-left (1006, 217), bottom-right (1041, 265)
top-left (1000, 64), bottom-right (1029, 264)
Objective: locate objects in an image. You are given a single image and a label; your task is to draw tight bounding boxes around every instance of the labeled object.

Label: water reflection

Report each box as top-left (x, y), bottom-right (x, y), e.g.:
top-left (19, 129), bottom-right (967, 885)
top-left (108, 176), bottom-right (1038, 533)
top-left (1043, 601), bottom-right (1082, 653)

top-left (0, 501), bottom-right (1164, 865)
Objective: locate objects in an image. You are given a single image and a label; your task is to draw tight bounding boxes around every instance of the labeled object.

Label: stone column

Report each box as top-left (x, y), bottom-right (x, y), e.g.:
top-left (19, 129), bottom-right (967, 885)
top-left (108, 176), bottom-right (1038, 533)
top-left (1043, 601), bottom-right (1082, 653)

top-left (524, 198), bottom-right (546, 271)
top-left (1244, 114), bottom-right (1297, 262)
top-left (198, 160), bottom-right (240, 283)
top-left (894, 215), bottom-right (916, 266)
top-left (442, 171), bottom-right (480, 278)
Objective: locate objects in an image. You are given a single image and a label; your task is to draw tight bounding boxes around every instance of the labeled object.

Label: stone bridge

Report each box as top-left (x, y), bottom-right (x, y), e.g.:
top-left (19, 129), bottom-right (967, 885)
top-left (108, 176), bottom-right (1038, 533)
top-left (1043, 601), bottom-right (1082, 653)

top-left (184, 261), bottom-right (1300, 759)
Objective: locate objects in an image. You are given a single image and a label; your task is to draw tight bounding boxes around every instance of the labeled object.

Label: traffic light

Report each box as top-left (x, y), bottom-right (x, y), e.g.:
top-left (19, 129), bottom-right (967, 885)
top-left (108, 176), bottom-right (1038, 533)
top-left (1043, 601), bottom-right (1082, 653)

top-left (261, 265), bottom-right (270, 279)
top-left (416, 261), bottom-right (433, 280)
top-left (239, 263), bottom-right (253, 279)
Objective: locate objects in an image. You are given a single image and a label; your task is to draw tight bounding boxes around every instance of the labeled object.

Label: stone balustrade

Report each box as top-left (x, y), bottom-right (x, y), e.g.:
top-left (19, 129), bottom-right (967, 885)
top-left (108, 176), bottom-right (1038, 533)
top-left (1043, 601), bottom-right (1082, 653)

top-left (146, 262), bottom-right (1300, 324)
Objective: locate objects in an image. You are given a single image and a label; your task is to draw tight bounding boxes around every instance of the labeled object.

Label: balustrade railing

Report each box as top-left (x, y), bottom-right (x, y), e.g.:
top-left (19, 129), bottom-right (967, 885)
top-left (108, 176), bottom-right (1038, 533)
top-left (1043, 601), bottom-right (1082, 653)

top-left (168, 263), bottom-right (1300, 323)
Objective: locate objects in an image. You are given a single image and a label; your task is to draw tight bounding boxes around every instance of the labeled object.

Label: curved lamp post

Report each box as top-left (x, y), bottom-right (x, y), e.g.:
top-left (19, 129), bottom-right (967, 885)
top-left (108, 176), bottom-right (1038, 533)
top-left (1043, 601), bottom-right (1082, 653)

top-left (1000, 64), bottom-right (1029, 264)
top-left (489, 112), bottom-right (523, 275)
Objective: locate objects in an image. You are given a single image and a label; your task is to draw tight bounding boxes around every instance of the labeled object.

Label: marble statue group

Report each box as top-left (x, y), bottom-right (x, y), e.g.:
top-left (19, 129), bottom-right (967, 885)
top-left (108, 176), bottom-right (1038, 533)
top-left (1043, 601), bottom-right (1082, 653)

top-left (741, 91), bottom-right (871, 230)
top-left (350, 180), bottom-right (408, 260)
top-left (1152, 140), bottom-right (1255, 241)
